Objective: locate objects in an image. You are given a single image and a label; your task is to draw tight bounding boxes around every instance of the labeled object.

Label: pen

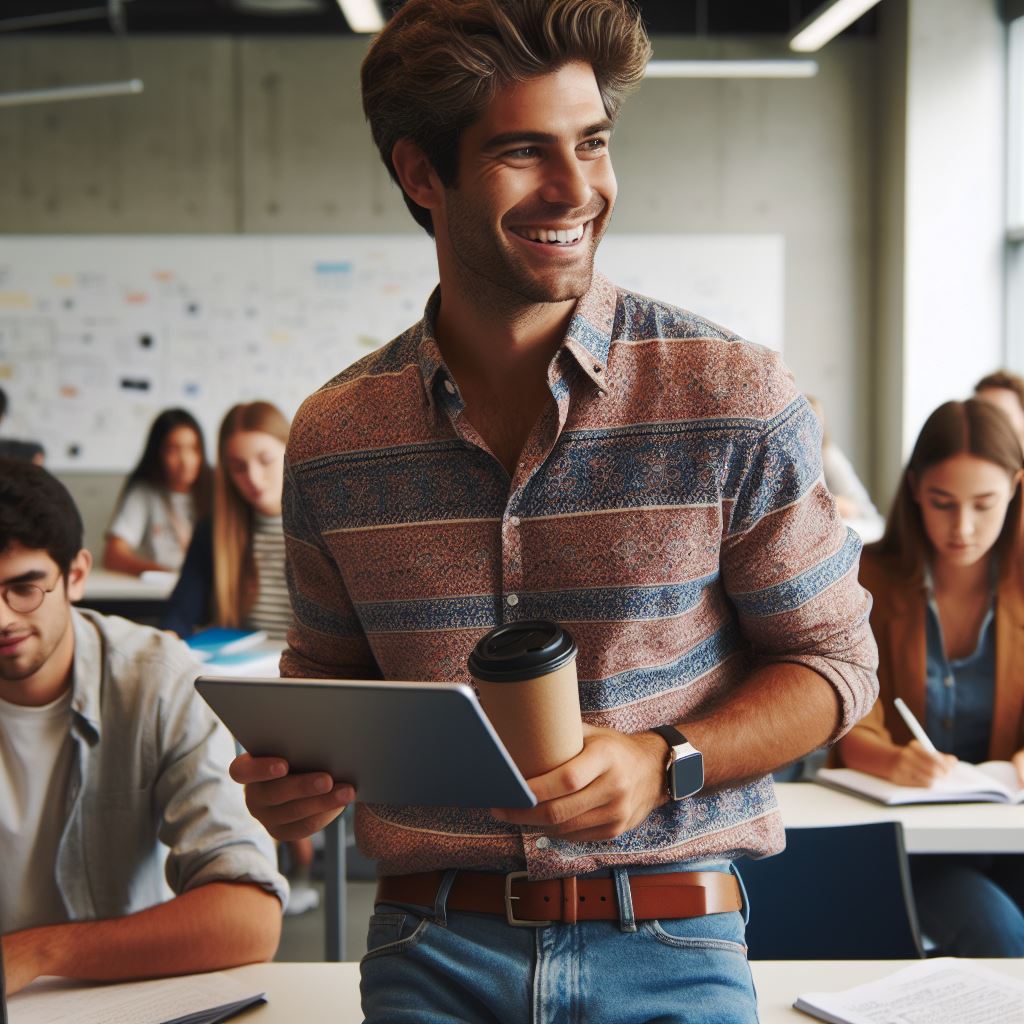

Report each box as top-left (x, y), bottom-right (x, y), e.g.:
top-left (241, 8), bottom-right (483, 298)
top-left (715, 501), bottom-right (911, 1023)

top-left (893, 697), bottom-right (940, 755)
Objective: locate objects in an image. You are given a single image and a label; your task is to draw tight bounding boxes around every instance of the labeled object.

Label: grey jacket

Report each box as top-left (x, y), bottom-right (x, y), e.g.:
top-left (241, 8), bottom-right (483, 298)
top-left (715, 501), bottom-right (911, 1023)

top-left (53, 608), bottom-right (287, 920)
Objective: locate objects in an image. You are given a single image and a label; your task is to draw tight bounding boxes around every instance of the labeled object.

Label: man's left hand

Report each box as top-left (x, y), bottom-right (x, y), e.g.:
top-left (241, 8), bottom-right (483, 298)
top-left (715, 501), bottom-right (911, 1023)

top-left (491, 724), bottom-right (668, 842)
top-left (1012, 747), bottom-right (1024, 788)
top-left (1, 931), bottom-right (44, 996)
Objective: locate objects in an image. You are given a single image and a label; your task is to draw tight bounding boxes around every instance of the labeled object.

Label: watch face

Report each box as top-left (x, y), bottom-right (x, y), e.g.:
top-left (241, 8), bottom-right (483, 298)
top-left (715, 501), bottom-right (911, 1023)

top-left (670, 751), bottom-right (704, 800)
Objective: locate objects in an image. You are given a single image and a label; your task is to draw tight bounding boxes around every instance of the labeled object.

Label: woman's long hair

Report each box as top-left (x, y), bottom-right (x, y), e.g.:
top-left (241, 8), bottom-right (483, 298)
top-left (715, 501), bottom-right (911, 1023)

top-left (116, 407), bottom-right (212, 519)
top-left (212, 401), bottom-right (290, 627)
top-left (872, 399), bottom-right (1024, 579)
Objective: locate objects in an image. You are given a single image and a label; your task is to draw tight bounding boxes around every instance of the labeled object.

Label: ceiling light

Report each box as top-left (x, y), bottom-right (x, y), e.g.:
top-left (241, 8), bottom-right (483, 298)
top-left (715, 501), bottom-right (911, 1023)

top-left (790, 0), bottom-right (883, 53)
top-left (644, 60), bottom-right (819, 79)
top-left (0, 79), bottom-right (144, 108)
top-left (336, 0), bottom-right (384, 32)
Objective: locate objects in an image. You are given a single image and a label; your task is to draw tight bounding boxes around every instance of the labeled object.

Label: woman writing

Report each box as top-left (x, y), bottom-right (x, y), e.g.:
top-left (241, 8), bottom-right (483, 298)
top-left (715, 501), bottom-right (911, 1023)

top-left (104, 408), bottom-right (212, 575)
top-left (163, 401), bottom-right (291, 640)
top-left (836, 399), bottom-right (1024, 956)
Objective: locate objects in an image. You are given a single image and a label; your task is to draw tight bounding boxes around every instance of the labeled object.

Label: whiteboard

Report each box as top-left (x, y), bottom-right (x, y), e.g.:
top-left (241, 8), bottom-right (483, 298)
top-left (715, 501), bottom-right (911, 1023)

top-left (0, 234), bottom-right (783, 471)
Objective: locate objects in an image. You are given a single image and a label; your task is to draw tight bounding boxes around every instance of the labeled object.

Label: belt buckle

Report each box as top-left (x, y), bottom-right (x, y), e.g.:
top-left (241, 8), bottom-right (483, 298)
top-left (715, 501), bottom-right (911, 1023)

top-left (504, 871), bottom-right (552, 927)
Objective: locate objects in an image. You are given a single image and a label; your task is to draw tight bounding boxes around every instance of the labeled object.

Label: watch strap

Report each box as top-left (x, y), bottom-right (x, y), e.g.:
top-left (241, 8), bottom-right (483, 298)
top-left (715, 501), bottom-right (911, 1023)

top-left (651, 723), bottom-right (689, 750)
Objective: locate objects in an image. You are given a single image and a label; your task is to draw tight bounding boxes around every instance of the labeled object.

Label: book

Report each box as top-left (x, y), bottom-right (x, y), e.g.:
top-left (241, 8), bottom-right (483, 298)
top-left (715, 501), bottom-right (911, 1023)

top-left (185, 627), bottom-right (268, 661)
top-left (8, 970), bottom-right (266, 1024)
top-left (794, 957), bottom-right (1024, 1024)
top-left (815, 761), bottom-right (1024, 806)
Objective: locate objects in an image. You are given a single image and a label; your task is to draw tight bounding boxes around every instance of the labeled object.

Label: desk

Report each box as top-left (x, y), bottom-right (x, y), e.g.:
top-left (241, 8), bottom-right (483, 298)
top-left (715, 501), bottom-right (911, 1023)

top-left (775, 781), bottom-right (1024, 854)
top-left (220, 960), bottom-right (1024, 1023)
top-left (77, 568), bottom-right (177, 624)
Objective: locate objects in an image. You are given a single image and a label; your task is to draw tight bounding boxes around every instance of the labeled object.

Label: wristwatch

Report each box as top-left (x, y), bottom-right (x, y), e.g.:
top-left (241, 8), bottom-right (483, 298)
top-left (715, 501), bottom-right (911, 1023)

top-left (650, 724), bottom-right (704, 800)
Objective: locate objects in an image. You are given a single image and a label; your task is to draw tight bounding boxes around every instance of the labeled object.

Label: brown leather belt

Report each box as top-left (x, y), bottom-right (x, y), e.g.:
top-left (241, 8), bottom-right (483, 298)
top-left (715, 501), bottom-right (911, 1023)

top-left (376, 869), bottom-right (742, 927)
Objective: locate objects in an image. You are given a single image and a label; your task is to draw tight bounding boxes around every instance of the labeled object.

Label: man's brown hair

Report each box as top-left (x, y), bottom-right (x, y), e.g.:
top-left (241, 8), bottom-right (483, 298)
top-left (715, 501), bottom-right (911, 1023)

top-left (361, 0), bottom-right (651, 235)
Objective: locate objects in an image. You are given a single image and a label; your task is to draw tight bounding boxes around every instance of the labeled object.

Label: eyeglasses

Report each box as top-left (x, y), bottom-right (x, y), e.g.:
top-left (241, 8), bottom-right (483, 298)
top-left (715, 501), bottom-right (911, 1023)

top-left (1, 579), bottom-right (60, 614)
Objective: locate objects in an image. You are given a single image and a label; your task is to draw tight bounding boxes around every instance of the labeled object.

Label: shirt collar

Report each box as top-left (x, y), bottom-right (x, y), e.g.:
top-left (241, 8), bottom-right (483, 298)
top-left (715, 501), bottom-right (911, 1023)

top-left (69, 608), bottom-right (103, 742)
top-left (416, 272), bottom-right (619, 409)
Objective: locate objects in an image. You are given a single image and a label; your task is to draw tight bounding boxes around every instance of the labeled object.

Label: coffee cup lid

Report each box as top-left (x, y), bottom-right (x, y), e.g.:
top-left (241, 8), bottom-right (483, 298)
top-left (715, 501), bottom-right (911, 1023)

top-left (468, 620), bottom-right (578, 683)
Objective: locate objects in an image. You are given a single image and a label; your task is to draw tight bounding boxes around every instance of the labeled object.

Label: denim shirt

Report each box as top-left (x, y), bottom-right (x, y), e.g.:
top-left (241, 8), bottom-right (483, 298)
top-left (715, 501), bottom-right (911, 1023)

top-left (923, 578), bottom-right (997, 764)
top-left (55, 608), bottom-right (287, 920)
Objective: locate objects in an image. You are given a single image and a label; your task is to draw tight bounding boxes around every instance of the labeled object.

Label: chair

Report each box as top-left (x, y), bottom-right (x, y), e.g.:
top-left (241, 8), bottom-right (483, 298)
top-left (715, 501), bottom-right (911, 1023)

top-left (738, 821), bottom-right (925, 959)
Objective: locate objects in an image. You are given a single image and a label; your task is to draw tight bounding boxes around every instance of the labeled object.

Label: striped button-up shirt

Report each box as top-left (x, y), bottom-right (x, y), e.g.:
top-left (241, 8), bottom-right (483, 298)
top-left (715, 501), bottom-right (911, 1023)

top-left (282, 273), bottom-right (878, 879)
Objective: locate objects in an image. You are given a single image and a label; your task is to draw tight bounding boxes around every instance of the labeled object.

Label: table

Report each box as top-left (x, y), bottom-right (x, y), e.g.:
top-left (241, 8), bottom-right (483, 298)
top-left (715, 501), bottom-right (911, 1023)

top-left (775, 781), bottom-right (1024, 854)
top-left (220, 959), bottom-right (1024, 1022)
top-left (78, 568), bottom-right (177, 624)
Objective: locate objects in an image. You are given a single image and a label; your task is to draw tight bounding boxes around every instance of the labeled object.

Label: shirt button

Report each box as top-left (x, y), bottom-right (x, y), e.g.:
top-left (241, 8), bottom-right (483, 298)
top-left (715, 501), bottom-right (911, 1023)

top-left (944, 675), bottom-right (954, 688)
top-left (535, 836), bottom-right (551, 849)
top-left (443, 379), bottom-right (456, 395)
top-left (943, 717), bottom-right (954, 731)
top-left (506, 594), bottom-right (519, 607)
top-left (509, 516), bottom-right (521, 527)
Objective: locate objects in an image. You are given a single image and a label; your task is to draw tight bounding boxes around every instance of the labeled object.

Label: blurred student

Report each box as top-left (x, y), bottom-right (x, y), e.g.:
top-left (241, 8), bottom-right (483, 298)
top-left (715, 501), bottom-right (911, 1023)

top-left (0, 459), bottom-right (285, 995)
top-left (974, 369), bottom-right (1024, 447)
top-left (162, 402), bottom-right (290, 641)
top-left (806, 394), bottom-right (880, 522)
top-left (836, 399), bottom-right (1024, 956)
top-left (103, 408), bottom-right (212, 575)
top-left (0, 386), bottom-right (45, 465)
top-left (162, 402), bottom-right (315, 915)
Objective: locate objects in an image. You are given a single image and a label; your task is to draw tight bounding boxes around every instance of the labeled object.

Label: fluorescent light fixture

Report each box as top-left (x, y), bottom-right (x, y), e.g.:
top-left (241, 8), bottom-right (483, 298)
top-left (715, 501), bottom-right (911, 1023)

top-left (336, 0), bottom-right (384, 32)
top-left (790, 0), bottom-right (882, 53)
top-left (0, 79), bottom-right (144, 108)
top-left (645, 60), bottom-right (819, 79)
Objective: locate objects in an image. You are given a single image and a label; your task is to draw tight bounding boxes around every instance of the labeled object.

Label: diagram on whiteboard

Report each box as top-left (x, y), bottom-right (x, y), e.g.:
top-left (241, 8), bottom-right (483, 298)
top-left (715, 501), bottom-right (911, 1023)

top-left (0, 233), bottom-right (783, 471)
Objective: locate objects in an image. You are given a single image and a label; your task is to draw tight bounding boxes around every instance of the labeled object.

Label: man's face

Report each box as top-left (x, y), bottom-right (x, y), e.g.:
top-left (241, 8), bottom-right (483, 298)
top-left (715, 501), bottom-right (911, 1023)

top-left (436, 61), bottom-right (617, 306)
top-left (0, 542), bottom-right (87, 705)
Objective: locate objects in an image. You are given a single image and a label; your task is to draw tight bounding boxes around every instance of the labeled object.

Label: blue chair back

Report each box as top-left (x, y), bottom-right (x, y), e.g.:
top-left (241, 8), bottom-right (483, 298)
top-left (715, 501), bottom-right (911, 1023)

top-left (739, 821), bottom-right (925, 959)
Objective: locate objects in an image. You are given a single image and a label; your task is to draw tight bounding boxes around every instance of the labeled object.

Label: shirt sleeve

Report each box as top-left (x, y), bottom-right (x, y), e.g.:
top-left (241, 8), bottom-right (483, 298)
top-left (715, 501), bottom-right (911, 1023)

top-left (720, 391), bottom-right (879, 741)
top-left (106, 484), bottom-right (150, 548)
top-left (153, 649), bottom-right (288, 906)
top-left (280, 454), bottom-right (382, 681)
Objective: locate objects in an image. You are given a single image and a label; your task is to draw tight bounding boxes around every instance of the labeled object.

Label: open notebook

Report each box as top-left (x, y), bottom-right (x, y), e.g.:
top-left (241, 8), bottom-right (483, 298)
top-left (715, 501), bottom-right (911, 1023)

top-left (815, 761), bottom-right (1024, 805)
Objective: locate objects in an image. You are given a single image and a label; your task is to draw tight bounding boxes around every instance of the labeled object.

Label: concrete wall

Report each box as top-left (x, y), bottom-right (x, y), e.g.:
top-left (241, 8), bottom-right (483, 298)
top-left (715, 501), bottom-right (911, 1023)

top-left (1, 34), bottom-right (879, 547)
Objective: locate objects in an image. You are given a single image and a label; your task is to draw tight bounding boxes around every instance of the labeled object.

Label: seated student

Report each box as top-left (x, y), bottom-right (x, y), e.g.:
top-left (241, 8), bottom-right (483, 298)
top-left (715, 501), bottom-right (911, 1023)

top-left (835, 399), bottom-right (1024, 957)
top-left (805, 394), bottom-right (880, 522)
top-left (0, 459), bottom-right (286, 995)
top-left (163, 401), bottom-right (290, 641)
top-left (103, 408), bottom-right (212, 575)
top-left (0, 386), bottom-right (45, 465)
top-left (974, 369), bottom-right (1024, 448)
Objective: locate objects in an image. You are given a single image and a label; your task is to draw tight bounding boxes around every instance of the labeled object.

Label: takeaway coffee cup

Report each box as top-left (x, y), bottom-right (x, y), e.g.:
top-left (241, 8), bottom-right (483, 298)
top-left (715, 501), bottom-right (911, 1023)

top-left (468, 620), bottom-right (583, 779)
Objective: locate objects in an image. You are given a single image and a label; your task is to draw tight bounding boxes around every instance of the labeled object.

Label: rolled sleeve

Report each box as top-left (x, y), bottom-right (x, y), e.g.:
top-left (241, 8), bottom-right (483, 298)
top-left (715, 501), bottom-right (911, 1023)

top-left (721, 395), bottom-right (879, 740)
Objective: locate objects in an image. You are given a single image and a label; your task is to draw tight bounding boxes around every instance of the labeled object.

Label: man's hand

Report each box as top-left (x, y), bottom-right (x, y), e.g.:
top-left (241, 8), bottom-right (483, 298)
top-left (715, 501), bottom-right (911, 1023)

top-left (888, 740), bottom-right (957, 788)
top-left (1, 931), bottom-right (44, 996)
top-left (229, 753), bottom-right (354, 842)
top-left (491, 724), bottom-right (667, 843)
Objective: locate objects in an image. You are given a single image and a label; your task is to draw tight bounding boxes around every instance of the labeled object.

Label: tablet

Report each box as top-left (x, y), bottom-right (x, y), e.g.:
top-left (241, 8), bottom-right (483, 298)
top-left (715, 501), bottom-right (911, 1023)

top-left (195, 676), bottom-right (537, 808)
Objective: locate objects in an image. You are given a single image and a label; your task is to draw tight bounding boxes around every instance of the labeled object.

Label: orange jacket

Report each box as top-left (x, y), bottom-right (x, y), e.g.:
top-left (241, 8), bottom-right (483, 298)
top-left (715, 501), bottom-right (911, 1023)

top-left (840, 550), bottom-right (1024, 762)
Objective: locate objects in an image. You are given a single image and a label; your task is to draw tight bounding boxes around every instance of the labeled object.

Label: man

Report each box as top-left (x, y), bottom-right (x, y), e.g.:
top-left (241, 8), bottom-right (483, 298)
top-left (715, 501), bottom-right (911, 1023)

top-left (0, 459), bottom-right (285, 995)
top-left (975, 369), bottom-right (1024, 448)
top-left (232, 2), bottom-right (878, 1020)
top-left (0, 388), bottom-right (45, 465)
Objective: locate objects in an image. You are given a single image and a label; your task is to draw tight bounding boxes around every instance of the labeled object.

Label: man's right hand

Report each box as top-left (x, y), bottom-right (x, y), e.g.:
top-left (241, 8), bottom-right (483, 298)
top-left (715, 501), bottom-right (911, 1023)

top-left (229, 753), bottom-right (354, 841)
top-left (888, 740), bottom-right (957, 788)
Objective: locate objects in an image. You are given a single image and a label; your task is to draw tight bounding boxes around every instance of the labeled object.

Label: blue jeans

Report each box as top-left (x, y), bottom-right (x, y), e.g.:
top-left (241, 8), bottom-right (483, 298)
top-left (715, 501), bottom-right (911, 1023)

top-left (911, 854), bottom-right (1024, 957)
top-left (359, 863), bottom-right (758, 1024)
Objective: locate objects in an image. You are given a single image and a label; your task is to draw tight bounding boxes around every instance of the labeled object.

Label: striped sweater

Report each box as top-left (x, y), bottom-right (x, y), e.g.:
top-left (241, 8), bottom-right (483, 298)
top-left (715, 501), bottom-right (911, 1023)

top-left (282, 273), bottom-right (878, 879)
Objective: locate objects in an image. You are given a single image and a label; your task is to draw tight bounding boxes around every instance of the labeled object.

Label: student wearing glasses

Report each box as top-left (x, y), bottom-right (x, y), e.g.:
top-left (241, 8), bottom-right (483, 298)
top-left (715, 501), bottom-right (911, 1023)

top-left (0, 459), bottom-right (285, 995)
top-left (836, 400), bottom-right (1024, 957)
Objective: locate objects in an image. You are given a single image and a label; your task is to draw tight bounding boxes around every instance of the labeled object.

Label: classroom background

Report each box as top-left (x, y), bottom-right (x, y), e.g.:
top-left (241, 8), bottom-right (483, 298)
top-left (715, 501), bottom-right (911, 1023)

top-left (1, 0), bottom-right (1017, 556)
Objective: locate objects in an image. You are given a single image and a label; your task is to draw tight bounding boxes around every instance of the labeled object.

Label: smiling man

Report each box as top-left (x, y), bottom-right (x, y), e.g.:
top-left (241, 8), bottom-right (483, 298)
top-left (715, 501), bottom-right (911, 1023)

top-left (230, 2), bottom-right (878, 1021)
top-left (0, 459), bottom-right (285, 995)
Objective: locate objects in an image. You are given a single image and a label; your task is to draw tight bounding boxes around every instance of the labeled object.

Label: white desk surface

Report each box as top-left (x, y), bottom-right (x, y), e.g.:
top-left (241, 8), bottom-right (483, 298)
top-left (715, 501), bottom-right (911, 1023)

top-left (222, 959), bottom-right (1024, 1023)
top-left (81, 568), bottom-right (177, 601)
top-left (775, 781), bottom-right (1024, 854)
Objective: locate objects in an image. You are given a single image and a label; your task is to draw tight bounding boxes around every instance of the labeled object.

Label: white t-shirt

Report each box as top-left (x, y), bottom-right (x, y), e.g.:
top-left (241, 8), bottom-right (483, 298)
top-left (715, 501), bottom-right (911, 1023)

top-left (0, 690), bottom-right (74, 933)
top-left (107, 484), bottom-right (195, 570)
